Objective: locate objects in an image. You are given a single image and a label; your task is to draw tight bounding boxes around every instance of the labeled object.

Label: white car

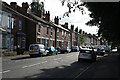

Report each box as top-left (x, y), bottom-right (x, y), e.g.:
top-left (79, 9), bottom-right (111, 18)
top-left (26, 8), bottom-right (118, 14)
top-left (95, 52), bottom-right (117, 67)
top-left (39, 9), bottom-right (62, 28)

top-left (29, 44), bottom-right (47, 57)
top-left (78, 49), bottom-right (96, 62)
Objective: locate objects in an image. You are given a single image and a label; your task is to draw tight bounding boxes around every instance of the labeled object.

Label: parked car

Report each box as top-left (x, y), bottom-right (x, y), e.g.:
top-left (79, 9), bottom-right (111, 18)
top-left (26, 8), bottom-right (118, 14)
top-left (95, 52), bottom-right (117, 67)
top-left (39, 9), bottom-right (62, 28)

top-left (78, 49), bottom-right (96, 62)
top-left (60, 47), bottom-right (71, 53)
top-left (29, 44), bottom-right (47, 57)
top-left (45, 46), bottom-right (58, 55)
top-left (71, 46), bottom-right (79, 52)
top-left (96, 48), bottom-right (105, 56)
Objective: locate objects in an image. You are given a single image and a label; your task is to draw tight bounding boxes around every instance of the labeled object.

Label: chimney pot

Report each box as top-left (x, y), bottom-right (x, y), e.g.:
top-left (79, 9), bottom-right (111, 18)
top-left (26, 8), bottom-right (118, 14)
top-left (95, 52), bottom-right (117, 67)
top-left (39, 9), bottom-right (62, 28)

top-left (54, 16), bottom-right (59, 25)
top-left (71, 25), bottom-right (74, 31)
top-left (22, 2), bottom-right (29, 13)
top-left (10, 2), bottom-right (17, 9)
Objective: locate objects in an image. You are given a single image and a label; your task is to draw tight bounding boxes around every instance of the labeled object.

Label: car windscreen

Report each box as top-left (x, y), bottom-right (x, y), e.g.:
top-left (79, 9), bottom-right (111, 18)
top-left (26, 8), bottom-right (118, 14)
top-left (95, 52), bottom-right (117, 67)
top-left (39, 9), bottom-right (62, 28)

top-left (30, 45), bottom-right (39, 51)
top-left (72, 47), bottom-right (77, 49)
top-left (80, 50), bottom-right (91, 54)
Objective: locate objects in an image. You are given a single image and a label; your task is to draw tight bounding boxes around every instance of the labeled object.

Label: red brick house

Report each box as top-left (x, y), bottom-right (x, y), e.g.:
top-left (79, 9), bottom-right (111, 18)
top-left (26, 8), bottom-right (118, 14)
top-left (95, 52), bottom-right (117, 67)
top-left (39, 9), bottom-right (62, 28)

top-left (2, 2), bottom-right (29, 51)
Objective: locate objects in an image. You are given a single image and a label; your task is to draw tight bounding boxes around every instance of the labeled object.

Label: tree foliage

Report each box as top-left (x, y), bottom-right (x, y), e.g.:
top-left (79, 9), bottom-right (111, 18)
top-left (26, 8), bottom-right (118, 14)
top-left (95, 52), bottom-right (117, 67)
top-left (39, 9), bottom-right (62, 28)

top-left (85, 2), bottom-right (120, 45)
top-left (79, 34), bottom-right (85, 45)
top-left (31, 1), bottom-right (45, 15)
top-left (60, 0), bottom-right (120, 45)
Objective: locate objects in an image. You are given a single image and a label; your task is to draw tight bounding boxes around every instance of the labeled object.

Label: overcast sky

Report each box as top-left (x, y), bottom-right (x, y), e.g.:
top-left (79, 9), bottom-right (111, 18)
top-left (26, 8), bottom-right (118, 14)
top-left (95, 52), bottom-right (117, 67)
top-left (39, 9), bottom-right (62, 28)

top-left (2, 0), bottom-right (99, 34)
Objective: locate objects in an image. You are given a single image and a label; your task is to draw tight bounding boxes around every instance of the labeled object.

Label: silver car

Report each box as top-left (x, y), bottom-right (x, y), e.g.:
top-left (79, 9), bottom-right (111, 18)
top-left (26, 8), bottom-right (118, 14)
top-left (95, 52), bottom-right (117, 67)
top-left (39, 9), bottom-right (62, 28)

top-left (78, 49), bottom-right (96, 62)
top-left (29, 44), bottom-right (47, 57)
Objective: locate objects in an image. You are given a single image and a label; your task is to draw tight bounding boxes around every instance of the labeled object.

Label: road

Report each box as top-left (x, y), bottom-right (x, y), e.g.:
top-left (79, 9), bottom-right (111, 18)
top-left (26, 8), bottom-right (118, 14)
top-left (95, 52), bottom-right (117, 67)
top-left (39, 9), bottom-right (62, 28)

top-left (1, 52), bottom-right (120, 79)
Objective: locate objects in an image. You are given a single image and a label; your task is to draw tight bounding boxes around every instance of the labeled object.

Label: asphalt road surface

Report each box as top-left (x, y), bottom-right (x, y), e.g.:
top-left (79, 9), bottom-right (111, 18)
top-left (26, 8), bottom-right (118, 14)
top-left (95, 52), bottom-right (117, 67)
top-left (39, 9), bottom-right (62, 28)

top-left (1, 52), bottom-right (120, 80)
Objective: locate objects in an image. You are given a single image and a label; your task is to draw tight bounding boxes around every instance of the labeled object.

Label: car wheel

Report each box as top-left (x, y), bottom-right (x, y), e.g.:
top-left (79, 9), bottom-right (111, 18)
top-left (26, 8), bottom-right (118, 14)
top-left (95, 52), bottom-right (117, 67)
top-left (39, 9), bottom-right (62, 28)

top-left (78, 58), bottom-right (81, 62)
top-left (30, 55), bottom-right (34, 57)
top-left (56, 52), bottom-right (58, 55)
top-left (40, 53), bottom-right (43, 57)
top-left (92, 58), bottom-right (96, 62)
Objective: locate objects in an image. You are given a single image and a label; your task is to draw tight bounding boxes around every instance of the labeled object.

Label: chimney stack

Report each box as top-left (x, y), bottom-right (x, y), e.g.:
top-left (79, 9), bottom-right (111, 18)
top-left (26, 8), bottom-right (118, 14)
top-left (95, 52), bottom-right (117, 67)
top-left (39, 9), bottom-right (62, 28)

top-left (71, 25), bottom-right (74, 31)
top-left (37, 10), bottom-right (43, 18)
top-left (79, 29), bottom-right (82, 34)
top-left (75, 27), bottom-right (78, 32)
top-left (64, 22), bottom-right (68, 29)
top-left (83, 31), bottom-right (85, 34)
top-left (45, 11), bottom-right (50, 22)
top-left (54, 16), bottom-right (59, 25)
top-left (22, 2), bottom-right (29, 13)
top-left (10, 2), bottom-right (17, 9)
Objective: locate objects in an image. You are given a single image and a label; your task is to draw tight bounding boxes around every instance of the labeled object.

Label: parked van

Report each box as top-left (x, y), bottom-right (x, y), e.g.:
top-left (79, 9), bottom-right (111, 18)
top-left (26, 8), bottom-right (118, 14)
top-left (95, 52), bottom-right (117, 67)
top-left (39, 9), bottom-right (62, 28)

top-left (29, 44), bottom-right (47, 57)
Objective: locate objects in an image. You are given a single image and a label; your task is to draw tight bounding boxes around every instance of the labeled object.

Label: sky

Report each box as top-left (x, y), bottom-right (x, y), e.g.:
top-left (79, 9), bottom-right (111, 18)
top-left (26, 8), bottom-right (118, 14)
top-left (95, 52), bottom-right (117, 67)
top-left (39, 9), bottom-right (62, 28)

top-left (2, 0), bottom-right (99, 34)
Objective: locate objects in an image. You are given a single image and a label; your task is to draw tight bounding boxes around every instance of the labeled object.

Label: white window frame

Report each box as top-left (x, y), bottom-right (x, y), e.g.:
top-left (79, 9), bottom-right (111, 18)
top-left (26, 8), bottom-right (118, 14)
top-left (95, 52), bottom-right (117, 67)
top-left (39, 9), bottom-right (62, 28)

top-left (8, 16), bottom-right (10, 28)
top-left (62, 30), bottom-right (64, 37)
top-left (11, 18), bottom-right (14, 29)
top-left (57, 28), bottom-right (59, 37)
top-left (0, 13), bottom-right (2, 25)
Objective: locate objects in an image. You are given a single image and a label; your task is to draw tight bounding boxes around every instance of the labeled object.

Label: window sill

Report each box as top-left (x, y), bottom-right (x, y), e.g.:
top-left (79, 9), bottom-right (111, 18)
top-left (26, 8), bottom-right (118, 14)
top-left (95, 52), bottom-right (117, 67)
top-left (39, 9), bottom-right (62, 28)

top-left (46, 34), bottom-right (49, 36)
top-left (37, 32), bottom-right (41, 35)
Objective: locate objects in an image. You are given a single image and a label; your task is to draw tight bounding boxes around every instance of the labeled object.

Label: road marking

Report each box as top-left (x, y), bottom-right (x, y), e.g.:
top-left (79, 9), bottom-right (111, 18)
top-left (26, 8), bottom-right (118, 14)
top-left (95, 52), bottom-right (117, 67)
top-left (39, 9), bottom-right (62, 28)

top-left (22, 66), bottom-right (28, 68)
top-left (53, 58), bottom-right (62, 60)
top-left (22, 63), bottom-right (41, 68)
top-left (74, 63), bottom-right (94, 79)
top-left (66, 55), bottom-right (73, 57)
top-left (22, 61), bottom-right (48, 68)
top-left (41, 61), bottom-right (48, 64)
top-left (1, 70), bottom-right (11, 73)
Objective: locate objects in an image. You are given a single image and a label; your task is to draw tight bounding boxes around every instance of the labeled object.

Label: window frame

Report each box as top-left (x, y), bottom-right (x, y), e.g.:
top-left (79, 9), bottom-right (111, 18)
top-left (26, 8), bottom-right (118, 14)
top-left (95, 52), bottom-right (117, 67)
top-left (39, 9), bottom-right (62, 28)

top-left (51, 26), bottom-right (53, 36)
top-left (8, 16), bottom-right (10, 29)
top-left (46, 25), bottom-right (49, 35)
top-left (18, 20), bottom-right (22, 30)
top-left (38, 22), bottom-right (41, 33)
top-left (11, 18), bottom-right (14, 29)
top-left (57, 28), bottom-right (59, 37)
top-left (0, 13), bottom-right (2, 25)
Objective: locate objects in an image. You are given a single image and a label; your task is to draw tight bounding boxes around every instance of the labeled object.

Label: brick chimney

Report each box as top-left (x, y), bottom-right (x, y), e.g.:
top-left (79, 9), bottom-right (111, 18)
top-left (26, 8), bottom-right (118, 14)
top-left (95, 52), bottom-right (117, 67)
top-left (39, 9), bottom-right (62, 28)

top-left (64, 22), bottom-right (68, 29)
top-left (79, 29), bottom-right (82, 34)
top-left (10, 2), bottom-right (17, 9)
top-left (45, 11), bottom-right (50, 22)
top-left (75, 27), bottom-right (78, 32)
top-left (37, 10), bottom-right (43, 18)
top-left (71, 25), bottom-right (74, 31)
top-left (83, 31), bottom-right (85, 34)
top-left (22, 2), bottom-right (29, 13)
top-left (54, 16), bottom-right (59, 25)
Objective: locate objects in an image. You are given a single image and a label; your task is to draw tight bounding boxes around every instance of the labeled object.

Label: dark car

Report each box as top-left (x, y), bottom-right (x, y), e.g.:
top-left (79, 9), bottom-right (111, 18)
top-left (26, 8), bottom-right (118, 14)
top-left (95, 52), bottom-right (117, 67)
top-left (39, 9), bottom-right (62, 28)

top-left (71, 46), bottom-right (79, 52)
top-left (60, 47), bottom-right (71, 53)
top-left (45, 46), bottom-right (58, 55)
top-left (96, 48), bottom-right (105, 56)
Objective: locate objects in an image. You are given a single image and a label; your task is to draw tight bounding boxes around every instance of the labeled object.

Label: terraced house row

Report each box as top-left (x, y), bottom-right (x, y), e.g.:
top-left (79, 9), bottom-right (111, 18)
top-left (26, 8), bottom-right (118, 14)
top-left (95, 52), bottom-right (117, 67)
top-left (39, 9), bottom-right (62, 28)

top-left (0, 1), bottom-right (100, 52)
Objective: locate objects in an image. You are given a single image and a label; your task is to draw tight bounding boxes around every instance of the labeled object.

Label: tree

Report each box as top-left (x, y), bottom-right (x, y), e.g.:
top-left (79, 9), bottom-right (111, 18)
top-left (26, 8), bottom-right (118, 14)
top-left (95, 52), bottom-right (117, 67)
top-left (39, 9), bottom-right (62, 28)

top-left (31, 1), bottom-right (45, 15)
top-left (79, 34), bottom-right (85, 45)
top-left (60, 0), bottom-right (120, 45)
top-left (85, 2), bottom-right (120, 45)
